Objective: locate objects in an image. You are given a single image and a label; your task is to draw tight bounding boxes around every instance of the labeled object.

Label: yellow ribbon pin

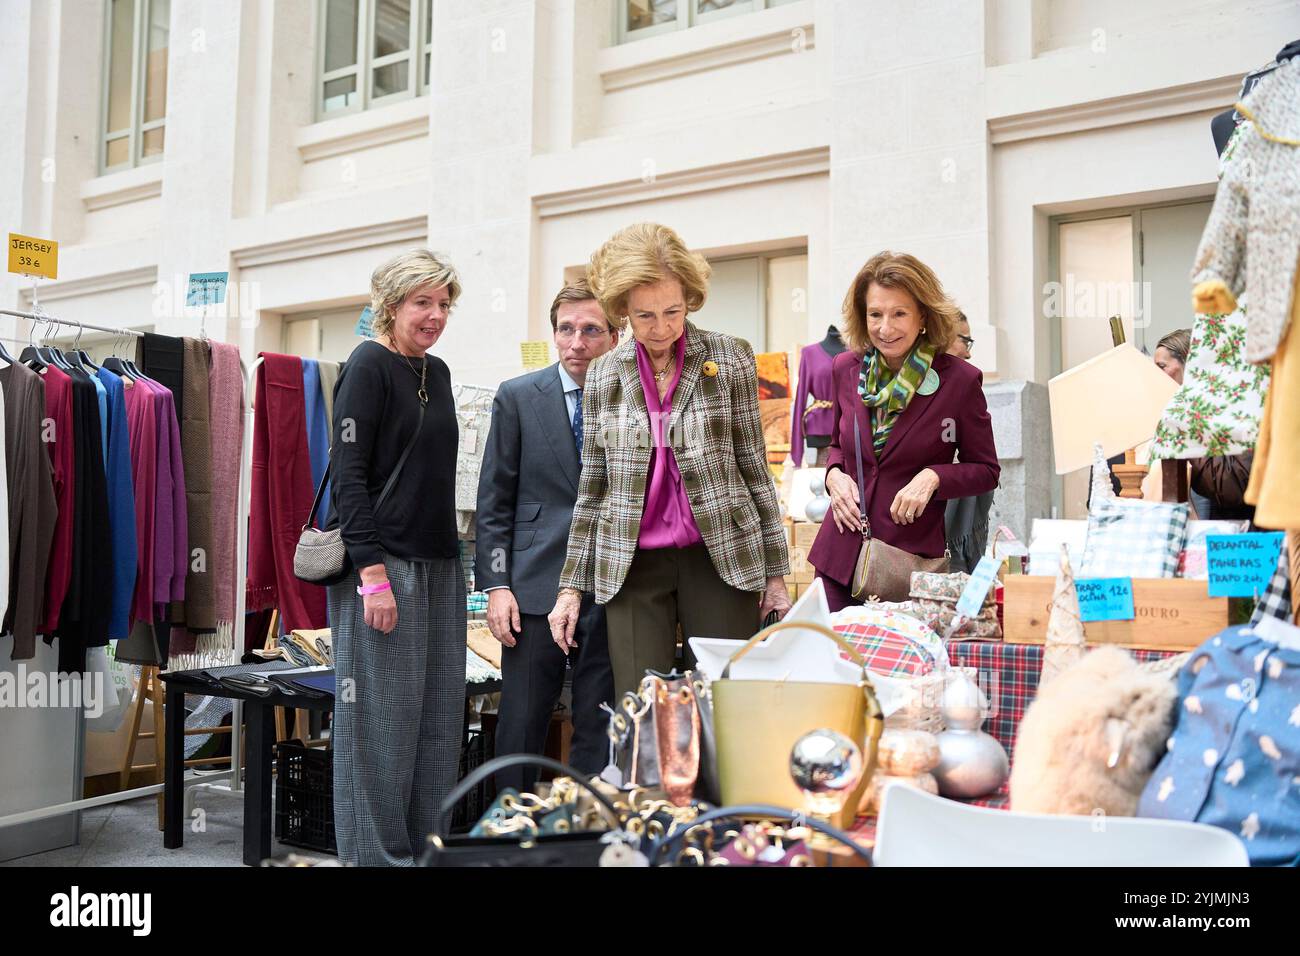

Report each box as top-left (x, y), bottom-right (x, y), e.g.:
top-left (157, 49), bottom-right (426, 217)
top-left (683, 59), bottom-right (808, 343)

top-left (702, 360), bottom-right (718, 377)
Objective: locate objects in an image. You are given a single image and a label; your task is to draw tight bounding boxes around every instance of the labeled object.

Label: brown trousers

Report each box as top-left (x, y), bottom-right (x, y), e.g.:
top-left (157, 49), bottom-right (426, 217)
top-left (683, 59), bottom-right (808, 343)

top-left (602, 544), bottom-right (761, 698)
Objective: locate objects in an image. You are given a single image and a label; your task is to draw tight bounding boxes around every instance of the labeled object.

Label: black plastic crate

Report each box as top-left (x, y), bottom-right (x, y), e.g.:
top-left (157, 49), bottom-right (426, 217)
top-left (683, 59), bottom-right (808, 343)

top-left (450, 726), bottom-right (495, 833)
top-left (275, 740), bottom-right (336, 855)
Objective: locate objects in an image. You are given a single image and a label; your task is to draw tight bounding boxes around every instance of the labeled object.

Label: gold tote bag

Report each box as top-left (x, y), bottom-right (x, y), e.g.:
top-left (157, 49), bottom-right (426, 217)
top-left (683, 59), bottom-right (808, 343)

top-left (712, 620), bottom-right (885, 828)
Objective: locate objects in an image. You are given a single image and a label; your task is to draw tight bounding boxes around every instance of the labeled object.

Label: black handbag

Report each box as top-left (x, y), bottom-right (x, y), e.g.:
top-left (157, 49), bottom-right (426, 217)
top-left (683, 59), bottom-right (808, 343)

top-left (647, 803), bottom-right (874, 866)
top-left (419, 755), bottom-right (623, 867)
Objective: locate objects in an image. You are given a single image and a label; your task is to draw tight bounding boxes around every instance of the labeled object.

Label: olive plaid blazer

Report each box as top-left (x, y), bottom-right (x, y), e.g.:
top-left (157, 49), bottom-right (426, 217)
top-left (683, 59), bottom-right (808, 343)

top-left (559, 322), bottom-right (790, 604)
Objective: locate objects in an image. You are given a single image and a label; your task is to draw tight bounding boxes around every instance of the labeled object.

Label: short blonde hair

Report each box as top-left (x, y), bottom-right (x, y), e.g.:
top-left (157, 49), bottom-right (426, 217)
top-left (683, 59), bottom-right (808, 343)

top-left (586, 223), bottom-right (710, 324)
top-left (842, 251), bottom-right (960, 354)
top-left (370, 248), bottom-right (462, 339)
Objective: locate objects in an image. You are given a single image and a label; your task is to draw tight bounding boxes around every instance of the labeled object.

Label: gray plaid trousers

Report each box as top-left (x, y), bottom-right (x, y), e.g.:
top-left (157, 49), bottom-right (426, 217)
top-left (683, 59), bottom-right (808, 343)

top-left (328, 555), bottom-right (467, 866)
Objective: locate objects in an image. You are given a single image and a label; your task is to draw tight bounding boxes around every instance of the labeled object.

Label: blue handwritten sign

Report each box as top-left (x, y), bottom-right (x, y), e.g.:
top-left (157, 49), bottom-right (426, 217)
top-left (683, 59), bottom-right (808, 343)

top-left (956, 555), bottom-right (1001, 618)
top-left (1076, 577), bottom-right (1135, 623)
top-left (186, 271), bottom-right (228, 306)
top-left (355, 306), bottom-right (374, 339)
top-left (1206, 532), bottom-right (1285, 598)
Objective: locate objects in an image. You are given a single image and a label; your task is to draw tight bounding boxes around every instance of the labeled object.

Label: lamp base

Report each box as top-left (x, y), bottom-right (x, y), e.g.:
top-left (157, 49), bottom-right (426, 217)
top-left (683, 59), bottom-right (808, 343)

top-left (1112, 464), bottom-right (1148, 499)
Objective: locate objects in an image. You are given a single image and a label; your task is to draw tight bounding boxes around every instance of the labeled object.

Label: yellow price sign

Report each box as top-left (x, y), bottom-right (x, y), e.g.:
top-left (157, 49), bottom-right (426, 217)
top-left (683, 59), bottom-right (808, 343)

top-left (8, 233), bottom-right (59, 280)
top-left (520, 341), bottom-right (551, 370)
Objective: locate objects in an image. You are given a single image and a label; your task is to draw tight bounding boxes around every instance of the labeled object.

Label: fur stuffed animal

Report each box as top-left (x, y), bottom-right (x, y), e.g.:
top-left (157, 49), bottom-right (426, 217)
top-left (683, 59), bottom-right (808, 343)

top-left (1010, 647), bottom-right (1178, 817)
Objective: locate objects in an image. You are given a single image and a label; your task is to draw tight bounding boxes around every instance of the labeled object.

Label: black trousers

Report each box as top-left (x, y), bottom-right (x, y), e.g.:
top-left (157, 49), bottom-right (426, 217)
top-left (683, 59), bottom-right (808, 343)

top-left (493, 595), bottom-right (614, 793)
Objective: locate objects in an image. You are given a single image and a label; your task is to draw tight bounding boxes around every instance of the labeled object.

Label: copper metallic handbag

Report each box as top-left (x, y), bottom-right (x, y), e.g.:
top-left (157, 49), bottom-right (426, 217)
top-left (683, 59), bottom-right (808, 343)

top-left (849, 418), bottom-right (949, 602)
top-left (608, 671), bottom-right (718, 806)
top-left (711, 620), bottom-right (885, 829)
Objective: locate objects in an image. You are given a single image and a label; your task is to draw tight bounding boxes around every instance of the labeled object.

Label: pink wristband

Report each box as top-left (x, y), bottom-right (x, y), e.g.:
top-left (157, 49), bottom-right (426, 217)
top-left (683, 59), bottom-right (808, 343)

top-left (356, 581), bottom-right (392, 596)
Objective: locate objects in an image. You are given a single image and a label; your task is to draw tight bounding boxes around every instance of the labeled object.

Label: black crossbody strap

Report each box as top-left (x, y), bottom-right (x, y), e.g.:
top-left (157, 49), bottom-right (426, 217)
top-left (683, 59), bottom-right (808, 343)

top-left (304, 400), bottom-right (426, 530)
top-left (853, 416), bottom-right (870, 540)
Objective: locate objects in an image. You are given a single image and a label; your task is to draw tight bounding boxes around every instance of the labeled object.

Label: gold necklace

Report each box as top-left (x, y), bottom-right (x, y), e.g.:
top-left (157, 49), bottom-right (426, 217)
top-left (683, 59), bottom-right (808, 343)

top-left (389, 335), bottom-right (429, 406)
top-left (653, 355), bottom-right (675, 382)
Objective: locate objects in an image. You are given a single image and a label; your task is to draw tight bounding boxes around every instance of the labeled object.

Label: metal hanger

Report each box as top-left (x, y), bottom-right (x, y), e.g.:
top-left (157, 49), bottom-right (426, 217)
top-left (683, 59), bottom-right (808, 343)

top-left (74, 321), bottom-right (100, 371)
top-left (19, 315), bottom-right (52, 370)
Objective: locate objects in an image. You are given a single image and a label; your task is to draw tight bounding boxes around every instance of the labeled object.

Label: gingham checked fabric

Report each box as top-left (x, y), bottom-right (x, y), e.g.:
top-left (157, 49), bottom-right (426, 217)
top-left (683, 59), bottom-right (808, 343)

top-left (1080, 497), bottom-right (1189, 579)
top-left (1250, 536), bottom-right (1292, 625)
top-left (559, 322), bottom-right (789, 602)
top-left (328, 554), bottom-right (467, 866)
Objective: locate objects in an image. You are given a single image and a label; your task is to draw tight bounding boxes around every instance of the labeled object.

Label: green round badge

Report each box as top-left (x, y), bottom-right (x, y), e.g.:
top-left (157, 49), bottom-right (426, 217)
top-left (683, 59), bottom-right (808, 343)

top-left (917, 367), bottom-right (940, 396)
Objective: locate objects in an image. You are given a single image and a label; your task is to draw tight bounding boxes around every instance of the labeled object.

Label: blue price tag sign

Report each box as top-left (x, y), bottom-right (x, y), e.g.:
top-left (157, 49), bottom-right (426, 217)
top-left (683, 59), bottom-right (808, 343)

top-left (955, 555), bottom-right (1001, 618)
top-left (355, 306), bottom-right (374, 339)
top-left (1075, 577), bottom-right (1135, 623)
top-left (186, 271), bottom-right (228, 307)
top-left (1205, 532), bottom-right (1285, 598)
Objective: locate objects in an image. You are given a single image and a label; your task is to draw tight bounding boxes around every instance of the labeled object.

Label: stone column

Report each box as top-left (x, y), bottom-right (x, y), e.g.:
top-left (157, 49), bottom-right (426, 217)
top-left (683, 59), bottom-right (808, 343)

top-left (427, 0), bottom-right (539, 387)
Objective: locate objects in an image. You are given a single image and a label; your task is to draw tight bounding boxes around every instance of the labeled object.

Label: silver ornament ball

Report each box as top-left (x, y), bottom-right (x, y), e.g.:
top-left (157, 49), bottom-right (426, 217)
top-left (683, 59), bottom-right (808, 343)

top-left (933, 727), bottom-right (1009, 799)
top-left (790, 729), bottom-right (864, 817)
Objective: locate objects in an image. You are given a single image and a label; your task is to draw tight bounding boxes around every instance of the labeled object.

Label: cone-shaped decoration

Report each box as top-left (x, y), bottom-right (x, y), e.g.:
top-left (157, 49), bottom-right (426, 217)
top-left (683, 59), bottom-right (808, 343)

top-left (1089, 441), bottom-right (1114, 509)
top-left (1042, 542), bottom-right (1086, 686)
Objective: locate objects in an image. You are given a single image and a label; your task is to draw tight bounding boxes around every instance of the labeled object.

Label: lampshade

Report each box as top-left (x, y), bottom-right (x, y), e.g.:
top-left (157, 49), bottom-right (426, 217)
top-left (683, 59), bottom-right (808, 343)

top-left (1047, 344), bottom-right (1179, 475)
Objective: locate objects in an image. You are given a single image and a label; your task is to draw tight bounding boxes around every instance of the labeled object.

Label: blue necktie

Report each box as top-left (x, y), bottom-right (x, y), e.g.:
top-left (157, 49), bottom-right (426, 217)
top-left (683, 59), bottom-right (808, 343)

top-left (572, 388), bottom-right (584, 455)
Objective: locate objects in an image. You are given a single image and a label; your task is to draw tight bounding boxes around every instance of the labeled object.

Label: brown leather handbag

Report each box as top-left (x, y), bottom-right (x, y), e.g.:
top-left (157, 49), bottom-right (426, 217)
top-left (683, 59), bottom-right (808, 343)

top-left (849, 418), bottom-right (949, 602)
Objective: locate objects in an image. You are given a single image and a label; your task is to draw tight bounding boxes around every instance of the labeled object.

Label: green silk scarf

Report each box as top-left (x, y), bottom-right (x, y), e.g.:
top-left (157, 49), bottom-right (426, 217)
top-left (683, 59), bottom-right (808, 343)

top-left (857, 340), bottom-right (938, 456)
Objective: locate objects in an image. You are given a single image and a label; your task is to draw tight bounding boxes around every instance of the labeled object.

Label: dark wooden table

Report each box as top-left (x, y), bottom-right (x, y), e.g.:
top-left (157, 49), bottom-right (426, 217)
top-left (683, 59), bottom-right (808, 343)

top-left (159, 668), bottom-right (336, 866)
top-left (160, 667), bottom-right (503, 866)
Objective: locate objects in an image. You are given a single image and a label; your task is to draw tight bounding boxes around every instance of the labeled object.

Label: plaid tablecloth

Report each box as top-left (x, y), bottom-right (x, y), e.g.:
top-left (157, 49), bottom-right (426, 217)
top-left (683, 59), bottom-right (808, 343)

top-left (848, 641), bottom-right (1182, 843)
top-left (948, 642), bottom-right (1179, 758)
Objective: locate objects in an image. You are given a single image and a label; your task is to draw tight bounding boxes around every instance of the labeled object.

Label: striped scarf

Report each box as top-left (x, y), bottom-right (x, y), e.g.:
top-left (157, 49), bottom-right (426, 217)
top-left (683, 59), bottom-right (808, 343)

top-left (857, 340), bottom-right (937, 455)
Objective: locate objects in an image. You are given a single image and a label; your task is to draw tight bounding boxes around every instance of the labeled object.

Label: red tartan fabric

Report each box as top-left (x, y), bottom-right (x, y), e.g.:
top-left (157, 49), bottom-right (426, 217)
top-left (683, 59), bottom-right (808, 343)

top-left (850, 642), bottom-right (1180, 837)
top-left (837, 621), bottom-right (936, 677)
top-left (948, 642), bottom-right (1178, 758)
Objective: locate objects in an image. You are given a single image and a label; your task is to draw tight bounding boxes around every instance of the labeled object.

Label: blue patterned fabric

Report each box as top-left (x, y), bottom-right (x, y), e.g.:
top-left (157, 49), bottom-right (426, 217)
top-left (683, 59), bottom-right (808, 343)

top-left (1138, 624), bottom-right (1300, 866)
top-left (572, 386), bottom-right (583, 454)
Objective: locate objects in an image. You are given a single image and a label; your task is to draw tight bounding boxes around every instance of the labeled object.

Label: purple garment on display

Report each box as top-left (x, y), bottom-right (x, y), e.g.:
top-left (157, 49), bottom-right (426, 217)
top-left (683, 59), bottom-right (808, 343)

top-left (144, 379), bottom-right (188, 615)
top-left (790, 341), bottom-right (837, 466)
top-left (635, 331), bottom-right (704, 550)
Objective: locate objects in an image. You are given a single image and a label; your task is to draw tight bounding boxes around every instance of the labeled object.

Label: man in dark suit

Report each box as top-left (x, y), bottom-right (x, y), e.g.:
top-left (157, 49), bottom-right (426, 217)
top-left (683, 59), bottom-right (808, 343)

top-left (476, 280), bottom-right (618, 791)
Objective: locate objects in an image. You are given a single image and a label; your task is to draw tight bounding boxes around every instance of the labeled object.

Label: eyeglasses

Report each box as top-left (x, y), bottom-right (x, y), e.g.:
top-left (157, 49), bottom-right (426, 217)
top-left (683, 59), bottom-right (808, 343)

top-left (958, 334), bottom-right (974, 350)
top-left (555, 324), bottom-right (611, 341)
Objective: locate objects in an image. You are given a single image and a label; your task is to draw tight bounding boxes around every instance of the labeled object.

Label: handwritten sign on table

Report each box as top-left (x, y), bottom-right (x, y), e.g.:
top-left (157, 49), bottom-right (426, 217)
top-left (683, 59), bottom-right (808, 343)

top-left (1206, 532), bottom-right (1285, 598)
top-left (956, 555), bottom-right (1001, 618)
top-left (1075, 577), bottom-right (1135, 622)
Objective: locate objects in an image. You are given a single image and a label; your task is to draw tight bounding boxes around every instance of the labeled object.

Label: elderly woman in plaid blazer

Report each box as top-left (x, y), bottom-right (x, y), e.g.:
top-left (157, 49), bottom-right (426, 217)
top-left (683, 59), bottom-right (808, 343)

top-left (549, 223), bottom-right (791, 696)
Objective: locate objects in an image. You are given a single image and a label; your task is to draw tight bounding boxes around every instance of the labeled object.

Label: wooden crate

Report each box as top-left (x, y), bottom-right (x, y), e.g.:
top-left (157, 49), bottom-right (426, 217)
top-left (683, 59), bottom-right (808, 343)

top-left (790, 520), bottom-right (821, 573)
top-left (1003, 576), bottom-right (1227, 652)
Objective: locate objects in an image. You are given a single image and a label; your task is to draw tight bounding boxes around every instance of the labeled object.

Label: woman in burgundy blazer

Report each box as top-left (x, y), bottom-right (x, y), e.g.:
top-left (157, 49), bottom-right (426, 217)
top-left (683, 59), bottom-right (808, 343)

top-left (807, 253), bottom-right (999, 612)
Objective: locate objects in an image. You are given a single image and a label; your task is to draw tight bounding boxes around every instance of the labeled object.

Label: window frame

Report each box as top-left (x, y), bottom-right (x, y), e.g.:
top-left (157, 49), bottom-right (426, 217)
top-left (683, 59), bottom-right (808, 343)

top-left (615, 0), bottom-right (786, 44)
top-left (100, 0), bottom-right (169, 174)
top-left (317, 0), bottom-right (432, 121)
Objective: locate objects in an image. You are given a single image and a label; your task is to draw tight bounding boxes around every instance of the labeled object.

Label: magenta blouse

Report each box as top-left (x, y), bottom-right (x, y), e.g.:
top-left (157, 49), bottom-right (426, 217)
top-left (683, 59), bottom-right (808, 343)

top-left (635, 331), bottom-right (704, 550)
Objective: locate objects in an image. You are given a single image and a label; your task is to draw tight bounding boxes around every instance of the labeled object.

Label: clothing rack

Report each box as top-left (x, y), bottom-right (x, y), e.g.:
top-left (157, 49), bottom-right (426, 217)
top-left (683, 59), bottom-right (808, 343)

top-left (0, 310), bottom-right (238, 840)
top-left (0, 308), bottom-right (146, 340)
